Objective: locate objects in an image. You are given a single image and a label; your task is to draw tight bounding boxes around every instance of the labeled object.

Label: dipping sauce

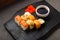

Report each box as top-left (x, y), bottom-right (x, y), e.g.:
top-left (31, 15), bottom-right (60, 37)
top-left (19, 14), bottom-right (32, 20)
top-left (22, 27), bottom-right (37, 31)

top-left (37, 8), bottom-right (48, 14)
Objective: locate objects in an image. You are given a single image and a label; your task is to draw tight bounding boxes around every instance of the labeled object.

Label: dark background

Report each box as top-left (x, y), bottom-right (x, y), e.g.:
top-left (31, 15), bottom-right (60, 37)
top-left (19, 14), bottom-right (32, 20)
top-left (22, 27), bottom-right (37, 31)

top-left (0, 0), bottom-right (60, 40)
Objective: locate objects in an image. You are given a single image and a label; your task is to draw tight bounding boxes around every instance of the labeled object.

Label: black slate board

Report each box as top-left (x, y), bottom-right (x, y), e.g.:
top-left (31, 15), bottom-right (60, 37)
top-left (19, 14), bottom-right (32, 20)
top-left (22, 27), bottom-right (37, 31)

top-left (4, 1), bottom-right (60, 40)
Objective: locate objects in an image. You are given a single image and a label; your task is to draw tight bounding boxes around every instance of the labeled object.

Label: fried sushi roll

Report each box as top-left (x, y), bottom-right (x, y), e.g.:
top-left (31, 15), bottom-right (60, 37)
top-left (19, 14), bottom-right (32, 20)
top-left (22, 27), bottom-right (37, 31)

top-left (21, 12), bottom-right (31, 21)
top-left (34, 20), bottom-right (41, 29)
top-left (21, 15), bottom-right (27, 21)
top-left (28, 15), bottom-right (35, 21)
top-left (26, 20), bottom-right (34, 29)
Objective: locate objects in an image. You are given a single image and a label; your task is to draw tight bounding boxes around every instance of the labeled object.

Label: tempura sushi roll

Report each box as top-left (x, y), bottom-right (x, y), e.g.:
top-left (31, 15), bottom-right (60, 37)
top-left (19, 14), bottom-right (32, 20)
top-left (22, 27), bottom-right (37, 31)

top-left (28, 15), bottom-right (35, 21)
top-left (34, 20), bottom-right (41, 29)
top-left (21, 12), bottom-right (31, 21)
top-left (38, 19), bottom-right (45, 24)
top-left (21, 15), bottom-right (27, 21)
top-left (20, 20), bottom-right (28, 30)
top-left (26, 20), bottom-right (34, 29)
top-left (15, 15), bottom-right (22, 25)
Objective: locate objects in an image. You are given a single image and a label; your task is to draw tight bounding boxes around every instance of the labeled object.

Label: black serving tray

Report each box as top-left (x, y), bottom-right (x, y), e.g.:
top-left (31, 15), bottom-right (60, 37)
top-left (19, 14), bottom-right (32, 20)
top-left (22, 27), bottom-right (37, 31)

top-left (4, 1), bottom-right (60, 40)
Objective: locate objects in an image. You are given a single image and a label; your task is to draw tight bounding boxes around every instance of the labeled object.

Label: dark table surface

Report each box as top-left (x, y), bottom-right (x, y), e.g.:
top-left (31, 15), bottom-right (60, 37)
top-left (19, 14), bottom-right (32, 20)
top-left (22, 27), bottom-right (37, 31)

top-left (0, 0), bottom-right (60, 40)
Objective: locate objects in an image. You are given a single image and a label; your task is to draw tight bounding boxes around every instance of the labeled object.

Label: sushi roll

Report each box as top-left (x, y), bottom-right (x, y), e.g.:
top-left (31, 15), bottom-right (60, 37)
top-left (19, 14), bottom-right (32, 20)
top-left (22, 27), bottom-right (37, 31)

top-left (21, 12), bottom-right (31, 21)
top-left (15, 15), bottom-right (22, 25)
top-left (24, 12), bottom-right (31, 16)
top-left (28, 15), bottom-right (35, 21)
top-left (26, 20), bottom-right (34, 29)
top-left (21, 15), bottom-right (27, 21)
top-left (20, 20), bottom-right (28, 30)
top-left (14, 14), bottom-right (45, 30)
top-left (38, 19), bottom-right (45, 24)
top-left (34, 20), bottom-right (41, 29)
top-left (15, 15), bottom-right (28, 30)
